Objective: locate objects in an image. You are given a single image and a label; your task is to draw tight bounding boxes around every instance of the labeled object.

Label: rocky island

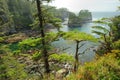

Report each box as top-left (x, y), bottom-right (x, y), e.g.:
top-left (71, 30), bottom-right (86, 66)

top-left (68, 10), bottom-right (92, 27)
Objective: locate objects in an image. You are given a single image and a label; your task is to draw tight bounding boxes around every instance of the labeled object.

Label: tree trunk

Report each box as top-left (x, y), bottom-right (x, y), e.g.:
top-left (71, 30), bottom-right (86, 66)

top-left (103, 34), bottom-right (111, 53)
top-left (36, 0), bottom-right (50, 73)
top-left (74, 40), bottom-right (79, 72)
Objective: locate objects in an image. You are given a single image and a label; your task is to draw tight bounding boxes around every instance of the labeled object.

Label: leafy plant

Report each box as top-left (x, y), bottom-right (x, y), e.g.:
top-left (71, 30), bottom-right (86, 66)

top-left (113, 40), bottom-right (120, 49)
top-left (92, 18), bottom-right (113, 54)
top-left (18, 38), bottom-right (41, 52)
top-left (0, 53), bottom-right (28, 80)
top-left (49, 53), bottom-right (74, 63)
top-left (0, 57), bottom-right (7, 80)
top-left (0, 37), bottom-right (4, 43)
top-left (9, 42), bottom-right (19, 52)
top-left (32, 51), bottom-right (42, 61)
top-left (12, 50), bottom-right (21, 56)
top-left (63, 31), bottom-right (97, 72)
top-left (92, 16), bottom-right (120, 54)
top-left (63, 31), bottom-right (97, 42)
top-left (66, 50), bottom-right (120, 80)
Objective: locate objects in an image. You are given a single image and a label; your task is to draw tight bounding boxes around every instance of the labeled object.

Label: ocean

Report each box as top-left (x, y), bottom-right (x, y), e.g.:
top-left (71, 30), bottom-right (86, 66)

top-left (92, 11), bottom-right (120, 20)
top-left (52, 11), bottom-right (120, 63)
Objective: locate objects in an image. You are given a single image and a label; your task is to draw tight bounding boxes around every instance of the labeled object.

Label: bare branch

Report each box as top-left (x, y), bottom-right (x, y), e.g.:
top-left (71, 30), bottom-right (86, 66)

top-left (78, 42), bottom-right (86, 49)
top-left (62, 47), bottom-right (71, 51)
top-left (78, 46), bottom-right (95, 56)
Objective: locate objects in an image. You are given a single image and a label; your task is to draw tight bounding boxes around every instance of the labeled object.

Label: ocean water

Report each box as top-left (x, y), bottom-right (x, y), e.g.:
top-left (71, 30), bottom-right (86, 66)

top-left (92, 12), bottom-right (120, 21)
top-left (62, 12), bottom-right (120, 37)
top-left (52, 12), bottom-right (120, 63)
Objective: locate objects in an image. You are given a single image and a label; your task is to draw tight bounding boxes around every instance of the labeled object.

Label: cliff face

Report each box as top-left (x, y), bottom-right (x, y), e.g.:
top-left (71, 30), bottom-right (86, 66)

top-left (68, 10), bottom-right (92, 27)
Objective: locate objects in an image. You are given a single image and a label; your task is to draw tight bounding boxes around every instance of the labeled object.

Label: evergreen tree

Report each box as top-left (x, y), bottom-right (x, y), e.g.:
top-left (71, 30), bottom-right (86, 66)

top-left (7, 0), bottom-right (33, 30)
top-left (63, 31), bottom-right (97, 72)
top-left (35, 0), bottom-right (53, 74)
top-left (92, 16), bottom-right (120, 54)
top-left (0, 0), bottom-right (15, 36)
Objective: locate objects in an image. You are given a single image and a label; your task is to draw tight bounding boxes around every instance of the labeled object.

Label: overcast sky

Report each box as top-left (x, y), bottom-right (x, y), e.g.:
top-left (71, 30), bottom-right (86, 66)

top-left (49, 0), bottom-right (120, 12)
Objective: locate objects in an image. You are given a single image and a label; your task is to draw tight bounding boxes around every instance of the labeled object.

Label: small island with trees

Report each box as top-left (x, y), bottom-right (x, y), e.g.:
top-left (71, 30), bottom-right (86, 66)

top-left (68, 10), bottom-right (92, 27)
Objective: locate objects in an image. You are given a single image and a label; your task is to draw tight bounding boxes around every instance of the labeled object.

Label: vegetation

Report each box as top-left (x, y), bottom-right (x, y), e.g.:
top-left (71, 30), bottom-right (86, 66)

top-left (0, 0), bottom-right (120, 80)
top-left (63, 31), bottom-right (97, 72)
top-left (49, 53), bottom-right (74, 63)
top-left (66, 50), bottom-right (120, 80)
top-left (68, 10), bottom-right (92, 27)
top-left (92, 16), bottom-right (120, 55)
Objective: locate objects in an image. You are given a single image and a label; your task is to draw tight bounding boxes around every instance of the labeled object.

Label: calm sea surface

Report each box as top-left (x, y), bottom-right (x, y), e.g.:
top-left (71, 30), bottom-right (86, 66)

top-left (52, 12), bottom-right (120, 63)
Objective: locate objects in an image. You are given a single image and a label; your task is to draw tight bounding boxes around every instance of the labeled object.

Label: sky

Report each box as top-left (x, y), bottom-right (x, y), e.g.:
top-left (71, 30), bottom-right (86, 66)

top-left (49, 0), bottom-right (120, 12)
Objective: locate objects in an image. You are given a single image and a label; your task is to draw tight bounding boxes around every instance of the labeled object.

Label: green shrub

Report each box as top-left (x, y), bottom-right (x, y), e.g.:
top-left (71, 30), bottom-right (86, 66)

top-left (12, 50), bottom-right (21, 56)
top-left (0, 49), bottom-right (5, 54)
top-left (2, 54), bottom-right (28, 80)
top-left (32, 51), bottom-right (42, 61)
top-left (18, 38), bottom-right (41, 52)
top-left (0, 37), bottom-right (4, 43)
top-left (113, 40), bottom-right (120, 49)
top-left (49, 53), bottom-right (74, 63)
top-left (66, 50), bottom-right (120, 80)
top-left (9, 42), bottom-right (19, 52)
top-left (0, 63), bottom-right (7, 79)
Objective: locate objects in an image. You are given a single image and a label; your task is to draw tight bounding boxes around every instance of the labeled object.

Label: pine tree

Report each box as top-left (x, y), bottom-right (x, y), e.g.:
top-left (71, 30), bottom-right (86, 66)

top-left (63, 31), bottom-right (97, 72)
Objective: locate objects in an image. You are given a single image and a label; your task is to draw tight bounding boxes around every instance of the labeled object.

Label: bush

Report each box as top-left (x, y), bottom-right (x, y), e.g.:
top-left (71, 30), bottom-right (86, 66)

top-left (66, 50), bottom-right (120, 80)
top-left (2, 54), bottom-right (28, 80)
top-left (18, 38), bottom-right (41, 52)
top-left (9, 42), bottom-right (19, 52)
top-left (113, 40), bottom-right (120, 49)
top-left (0, 49), bottom-right (5, 54)
top-left (49, 53), bottom-right (74, 63)
top-left (0, 37), bottom-right (4, 43)
top-left (0, 65), bottom-right (7, 79)
top-left (32, 51), bottom-right (42, 61)
top-left (12, 50), bottom-right (21, 56)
